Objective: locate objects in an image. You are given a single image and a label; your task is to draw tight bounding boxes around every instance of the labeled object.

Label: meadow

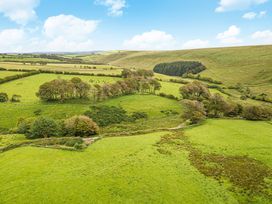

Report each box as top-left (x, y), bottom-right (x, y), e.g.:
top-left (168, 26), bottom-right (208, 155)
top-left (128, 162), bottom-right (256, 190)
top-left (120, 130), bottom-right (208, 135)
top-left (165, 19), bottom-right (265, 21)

top-left (0, 47), bottom-right (271, 204)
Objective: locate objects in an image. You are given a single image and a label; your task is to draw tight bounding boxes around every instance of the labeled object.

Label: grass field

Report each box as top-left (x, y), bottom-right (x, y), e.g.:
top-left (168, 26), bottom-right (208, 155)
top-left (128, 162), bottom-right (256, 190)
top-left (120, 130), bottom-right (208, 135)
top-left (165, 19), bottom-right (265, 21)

top-left (0, 71), bottom-right (26, 78)
top-left (0, 131), bottom-right (239, 204)
top-left (0, 62), bottom-right (123, 75)
top-left (185, 119), bottom-right (272, 168)
top-left (0, 120), bottom-right (271, 203)
top-left (0, 73), bottom-right (120, 102)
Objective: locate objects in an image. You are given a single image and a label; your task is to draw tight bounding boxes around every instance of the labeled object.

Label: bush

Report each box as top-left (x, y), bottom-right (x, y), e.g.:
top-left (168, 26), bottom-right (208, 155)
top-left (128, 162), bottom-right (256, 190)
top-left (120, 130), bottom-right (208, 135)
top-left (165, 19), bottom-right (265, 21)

top-left (242, 106), bottom-right (272, 121)
top-left (84, 106), bottom-right (131, 126)
top-left (11, 94), bottom-right (21, 102)
top-left (205, 93), bottom-right (230, 118)
top-left (17, 118), bottom-right (35, 134)
top-left (180, 81), bottom-right (211, 101)
top-left (182, 100), bottom-right (206, 124)
top-left (64, 115), bottom-right (99, 137)
top-left (131, 112), bottom-right (148, 120)
top-left (28, 117), bottom-right (59, 139)
top-left (0, 92), bottom-right (8, 102)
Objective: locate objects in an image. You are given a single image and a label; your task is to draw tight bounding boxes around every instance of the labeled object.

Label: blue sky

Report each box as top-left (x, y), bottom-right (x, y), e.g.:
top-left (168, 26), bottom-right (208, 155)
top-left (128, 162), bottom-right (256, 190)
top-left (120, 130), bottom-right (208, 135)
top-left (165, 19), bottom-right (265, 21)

top-left (0, 0), bottom-right (271, 52)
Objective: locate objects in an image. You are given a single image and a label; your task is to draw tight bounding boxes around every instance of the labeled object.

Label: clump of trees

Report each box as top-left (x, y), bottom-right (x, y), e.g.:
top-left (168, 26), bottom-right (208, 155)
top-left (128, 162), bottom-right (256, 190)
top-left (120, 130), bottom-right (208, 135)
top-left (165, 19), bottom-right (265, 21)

top-left (242, 105), bottom-right (272, 121)
top-left (63, 115), bottom-right (99, 137)
top-left (37, 77), bottom-right (91, 102)
top-left (180, 81), bottom-right (211, 101)
top-left (37, 75), bottom-right (161, 103)
top-left (121, 69), bottom-right (154, 78)
top-left (180, 81), bottom-right (272, 124)
top-left (92, 77), bottom-right (161, 102)
top-left (84, 105), bottom-right (148, 127)
top-left (153, 61), bottom-right (206, 76)
top-left (17, 115), bottom-right (99, 139)
top-left (183, 100), bottom-right (206, 124)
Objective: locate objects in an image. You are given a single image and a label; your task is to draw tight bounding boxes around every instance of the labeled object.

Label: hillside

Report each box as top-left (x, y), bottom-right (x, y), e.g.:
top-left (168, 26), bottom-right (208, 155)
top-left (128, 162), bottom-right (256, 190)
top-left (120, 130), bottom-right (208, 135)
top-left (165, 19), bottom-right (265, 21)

top-left (87, 45), bottom-right (272, 95)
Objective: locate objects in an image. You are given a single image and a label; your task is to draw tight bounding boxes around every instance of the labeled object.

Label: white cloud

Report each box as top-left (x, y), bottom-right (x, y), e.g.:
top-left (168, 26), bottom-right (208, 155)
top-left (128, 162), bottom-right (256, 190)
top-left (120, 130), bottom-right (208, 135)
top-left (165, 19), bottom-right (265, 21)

top-left (251, 30), bottom-right (272, 43)
top-left (217, 25), bottom-right (242, 44)
top-left (0, 29), bottom-right (25, 52)
top-left (123, 30), bottom-right (176, 50)
top-left (215, 0), bottom-right (268, 12)
top-left (242, 11), bottom-right (267, 19)
top-left (43, 15), bottom-right (99, 52)
top-left (259, 10), bottom-right (267, 17)
top-left (243, 12), bottom-right (257, 19)
top-left (95, 0), bottom-right (126, 16)
top-left (182, 39), bottom-right (210, 49)
top-left (0, 0), bottom-right (39, 24)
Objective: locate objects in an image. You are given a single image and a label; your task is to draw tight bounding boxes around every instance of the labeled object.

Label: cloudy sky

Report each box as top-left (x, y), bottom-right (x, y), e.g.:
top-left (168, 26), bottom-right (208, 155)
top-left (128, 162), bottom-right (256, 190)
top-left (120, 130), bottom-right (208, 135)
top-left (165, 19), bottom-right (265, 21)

top-left (0, 0), bottom-right (271, 52)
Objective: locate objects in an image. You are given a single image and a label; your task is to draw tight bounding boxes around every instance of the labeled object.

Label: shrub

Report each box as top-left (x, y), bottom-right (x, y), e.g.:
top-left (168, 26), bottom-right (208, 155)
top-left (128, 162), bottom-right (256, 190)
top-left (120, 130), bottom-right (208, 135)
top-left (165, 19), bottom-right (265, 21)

top-left (64, 115), bottom-right (99, 137)
top-left (182, 100), bottom-right (206, 124)
top-left (180, 81), bottom-right (211, 101)
top-left (11, 94), bottom-right (21, 102)
top-left (224, 103), bottom-right (243, 117)
top-left (28, 117), bottom-right (59, 139)
top-left (17, 117), bottom-right (35, 134)
top-left (205, 93), bottom-right (230, 118)
top-left (160, 110), bottom-right (179, 116)
top-left (0, 92), bottom-right (8, 102)
top-left (242, 106), bottom-right (272, 121)
top-left (131, 112), bottom-right (148, 120)
top-left (84, 106), bottom-right (131, 126)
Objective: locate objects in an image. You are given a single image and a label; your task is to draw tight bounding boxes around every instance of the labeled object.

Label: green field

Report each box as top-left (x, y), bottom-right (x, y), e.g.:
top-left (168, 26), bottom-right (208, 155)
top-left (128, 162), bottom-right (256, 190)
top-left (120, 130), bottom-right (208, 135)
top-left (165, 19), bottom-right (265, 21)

top-left (0, 46), bottom-right (272, 203)
top-left (0, 131), bottom-right (238, 204)
top-left (0, 73), bottom-right (120, 102)
top-left (0, 120), bottom-right (271, 203)
top-left (0, 62), bottom-right (123, 75)
top-left (0, 71), bottom-right (26, 78)
top-left (186, 119), bottom-right (272, 167)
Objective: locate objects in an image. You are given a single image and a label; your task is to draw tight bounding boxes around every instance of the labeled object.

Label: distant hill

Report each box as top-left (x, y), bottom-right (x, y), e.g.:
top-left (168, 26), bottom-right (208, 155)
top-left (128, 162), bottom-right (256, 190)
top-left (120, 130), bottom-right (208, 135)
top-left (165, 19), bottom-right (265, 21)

top-left (87, 45), bottom-right (272, 96)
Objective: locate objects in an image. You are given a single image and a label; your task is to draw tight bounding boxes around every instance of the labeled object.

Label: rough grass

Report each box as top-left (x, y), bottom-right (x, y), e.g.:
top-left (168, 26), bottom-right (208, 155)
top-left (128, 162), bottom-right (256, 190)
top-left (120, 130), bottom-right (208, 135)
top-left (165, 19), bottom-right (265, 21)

top-left (185, 119), bottom-right (272, 167)
top-left (0, 131), bottom-right (238, 204)
top-left (156, 130), bottom-right (272, 203)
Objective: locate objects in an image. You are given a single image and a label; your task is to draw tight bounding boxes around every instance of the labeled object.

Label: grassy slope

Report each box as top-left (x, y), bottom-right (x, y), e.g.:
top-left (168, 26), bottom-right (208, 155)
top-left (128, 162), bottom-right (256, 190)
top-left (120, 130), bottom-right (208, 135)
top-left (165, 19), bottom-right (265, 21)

top-left (0, 132), bottom-right (238, 204)
top-left (185, 119), bottom-right (272, 168)
top-left (92, 46), bottom-right (272, 95)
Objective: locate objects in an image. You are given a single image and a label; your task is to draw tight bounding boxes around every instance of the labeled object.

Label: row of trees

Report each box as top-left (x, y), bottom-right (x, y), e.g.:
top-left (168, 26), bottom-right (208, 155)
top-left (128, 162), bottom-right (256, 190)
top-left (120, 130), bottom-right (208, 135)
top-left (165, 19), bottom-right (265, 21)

top-left (121, 69), bottom-right (154, 78)
top-left (91, 77), bottom-right (161, 102)
top-left (37, 76), bottom-right (162, 102)
top-left (180, 81), bottom-right (272, 123)
top-left (17, 115), bottom-right (99, 139)
top-left (153, 61), bottom-right (206, 76)
top-left (37, 77), bottom-right (91, 101)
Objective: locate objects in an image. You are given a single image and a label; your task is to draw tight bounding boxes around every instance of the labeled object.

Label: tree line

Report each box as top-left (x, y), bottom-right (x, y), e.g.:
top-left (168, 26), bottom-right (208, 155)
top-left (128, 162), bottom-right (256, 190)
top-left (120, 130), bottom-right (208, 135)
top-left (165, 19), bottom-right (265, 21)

top-left (37, 71), bottom-right (162, 102)
top-left (153, 61), bottom-right (206, 76)
top-left (180, 81), bottom-right (272, 124)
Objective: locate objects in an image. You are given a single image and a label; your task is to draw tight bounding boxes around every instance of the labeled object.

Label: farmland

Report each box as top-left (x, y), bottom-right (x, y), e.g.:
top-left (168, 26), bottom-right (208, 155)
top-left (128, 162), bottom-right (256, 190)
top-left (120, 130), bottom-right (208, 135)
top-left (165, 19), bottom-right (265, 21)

top-left (0, 46), bottom-right (271, 204)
